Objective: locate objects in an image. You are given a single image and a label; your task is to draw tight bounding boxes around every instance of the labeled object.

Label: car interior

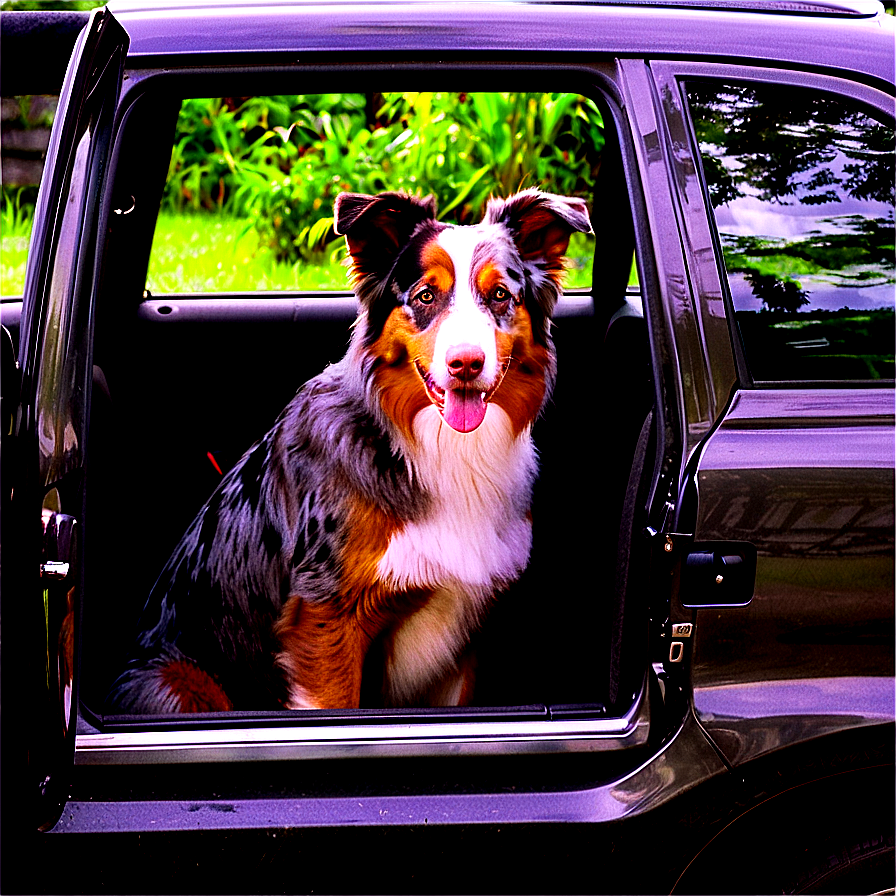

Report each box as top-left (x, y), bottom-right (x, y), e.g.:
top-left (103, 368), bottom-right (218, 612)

top-left (17, 72), bottom-right (662, 730)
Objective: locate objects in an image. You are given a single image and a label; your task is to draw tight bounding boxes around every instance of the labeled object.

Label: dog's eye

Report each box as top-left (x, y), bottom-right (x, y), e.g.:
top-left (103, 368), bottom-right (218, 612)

top-left (491, 287), bottom-right (512, 308)
top-left (416, 289), bottom-right (435, 305)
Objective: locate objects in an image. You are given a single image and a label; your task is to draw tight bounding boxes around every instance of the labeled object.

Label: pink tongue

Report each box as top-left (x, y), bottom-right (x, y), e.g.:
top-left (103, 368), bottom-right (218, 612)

top-left (442, 385), bottom-right (487, 433)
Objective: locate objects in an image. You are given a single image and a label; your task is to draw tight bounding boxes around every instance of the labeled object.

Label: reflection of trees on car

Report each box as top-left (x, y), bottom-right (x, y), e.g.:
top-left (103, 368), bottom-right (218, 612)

top-left (742, 271), bottom-right (809, 314)
top-left (691, 85), bottom-right (893, 207)
top-left (687, 82), bottom-right (894, 381)
top-left (689, 83), bottom-right (895, 312)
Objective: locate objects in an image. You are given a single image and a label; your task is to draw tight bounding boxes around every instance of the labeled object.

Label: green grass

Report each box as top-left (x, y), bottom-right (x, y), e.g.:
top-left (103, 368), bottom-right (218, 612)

top-left (148, 213), bottom-right (597, 293)
top-left (2, 210), bottom-right (597, 296)
top-left (0, 192), bottom-right (33, 296)
top-left (146, 212), bottom-right (352, 293)
top-left (0, 231), bottom-right (30, 296)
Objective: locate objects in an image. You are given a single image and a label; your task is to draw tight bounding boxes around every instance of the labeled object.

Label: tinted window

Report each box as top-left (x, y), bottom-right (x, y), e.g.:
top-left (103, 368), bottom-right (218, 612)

top-left (687, 82), bottom-right (894, 382)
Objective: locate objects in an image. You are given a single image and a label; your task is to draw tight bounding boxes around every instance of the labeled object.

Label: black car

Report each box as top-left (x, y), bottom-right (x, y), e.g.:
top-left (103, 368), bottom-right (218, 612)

top-left (1, 1), bottom-right (893, 893)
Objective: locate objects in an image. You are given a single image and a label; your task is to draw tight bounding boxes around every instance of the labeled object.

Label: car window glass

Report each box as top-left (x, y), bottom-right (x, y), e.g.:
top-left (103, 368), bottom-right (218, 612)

top-left (686, 81), bottom-right (895, 383)
top-left (145, 93), bottom-right (603, 294)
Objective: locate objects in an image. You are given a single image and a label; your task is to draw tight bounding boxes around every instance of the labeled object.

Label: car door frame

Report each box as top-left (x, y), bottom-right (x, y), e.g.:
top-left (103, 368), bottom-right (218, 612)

top-left (1, 5), bottom-right (129, 833)
top-left (73, 58), bottom-right (664, 762)
top-left (647, 57), bottom-right (895, 760)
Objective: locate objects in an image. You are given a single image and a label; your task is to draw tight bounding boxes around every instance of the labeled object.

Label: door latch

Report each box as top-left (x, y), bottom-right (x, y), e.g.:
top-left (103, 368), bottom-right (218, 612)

top-left (668, 622), bottom-right (693, 663)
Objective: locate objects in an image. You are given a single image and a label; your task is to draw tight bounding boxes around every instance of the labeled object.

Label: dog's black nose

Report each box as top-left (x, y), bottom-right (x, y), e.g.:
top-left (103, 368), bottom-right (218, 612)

top-left (446, 344), bottom-right (485, 382)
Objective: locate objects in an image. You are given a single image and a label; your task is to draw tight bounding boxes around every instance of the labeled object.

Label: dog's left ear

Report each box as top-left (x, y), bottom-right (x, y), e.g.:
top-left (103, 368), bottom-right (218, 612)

top-left (335, 191), bottom-right (437, 291)
top-left (484, 190), bottom-right (592, 277)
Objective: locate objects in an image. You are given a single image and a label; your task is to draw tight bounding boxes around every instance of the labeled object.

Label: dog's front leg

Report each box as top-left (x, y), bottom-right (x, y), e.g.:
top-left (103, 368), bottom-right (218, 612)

top-left (275, 595), bottom-right (367, 710)
top-left (418, 649), bottom-right (477, 707)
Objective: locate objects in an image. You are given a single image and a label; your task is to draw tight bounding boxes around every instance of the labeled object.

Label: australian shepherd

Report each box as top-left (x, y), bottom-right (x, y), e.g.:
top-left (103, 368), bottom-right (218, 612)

top-left (110, 188), bottom-right (591, 713)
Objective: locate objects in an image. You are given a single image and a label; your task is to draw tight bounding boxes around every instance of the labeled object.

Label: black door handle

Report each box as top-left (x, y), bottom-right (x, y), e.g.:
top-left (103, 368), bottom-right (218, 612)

top-left (681, 541), bottom-right (756, 608)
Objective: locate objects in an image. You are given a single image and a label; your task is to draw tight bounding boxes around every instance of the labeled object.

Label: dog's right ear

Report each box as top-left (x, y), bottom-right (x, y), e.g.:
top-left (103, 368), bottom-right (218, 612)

top-left (335, 192), bottom-right (437, 291)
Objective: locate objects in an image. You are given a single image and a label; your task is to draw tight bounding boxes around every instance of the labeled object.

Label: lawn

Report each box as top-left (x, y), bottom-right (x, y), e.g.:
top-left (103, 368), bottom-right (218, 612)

top-left (2, 211), bottom-right (597, 296)
top-left (0, 189), bottom-right (32, 296)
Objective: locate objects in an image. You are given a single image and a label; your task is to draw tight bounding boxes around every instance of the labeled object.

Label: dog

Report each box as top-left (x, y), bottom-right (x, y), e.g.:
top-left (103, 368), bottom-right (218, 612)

top-left (109, 188), bottom-right (591, 713)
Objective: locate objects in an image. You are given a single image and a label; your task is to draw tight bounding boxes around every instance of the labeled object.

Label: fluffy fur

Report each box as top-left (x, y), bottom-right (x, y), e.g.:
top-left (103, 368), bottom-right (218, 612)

top-left (109, 188), bottom-right (591, 713)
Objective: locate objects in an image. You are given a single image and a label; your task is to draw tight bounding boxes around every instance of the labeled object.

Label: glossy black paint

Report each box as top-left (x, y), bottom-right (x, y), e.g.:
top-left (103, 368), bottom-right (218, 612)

top-left (115, 2), bottom-right (894, 92)
top-left (691, 389), bottom-right (894, 765)
top-left (2, 6), bottom-right (129, 834)
top-left (1, 2), bottom-right (893, 892)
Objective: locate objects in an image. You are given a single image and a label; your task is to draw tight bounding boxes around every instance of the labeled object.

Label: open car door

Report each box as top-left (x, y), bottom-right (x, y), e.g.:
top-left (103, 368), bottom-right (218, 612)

top-left (1, 6), bottom-right (128, 833)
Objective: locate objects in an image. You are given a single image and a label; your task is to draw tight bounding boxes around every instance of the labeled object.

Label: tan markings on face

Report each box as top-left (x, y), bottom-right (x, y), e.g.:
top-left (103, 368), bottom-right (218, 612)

top-left (420, 241), bottom-right (456, 296)
top-left (476, 258), bottom-right (506, 298)
top-left (490, 304), bottom-right (551, 436)
top-left (370, 305), bottom-right (441, 441)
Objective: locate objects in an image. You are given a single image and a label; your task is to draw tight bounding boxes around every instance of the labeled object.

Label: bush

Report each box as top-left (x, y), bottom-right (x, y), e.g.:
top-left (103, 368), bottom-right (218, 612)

top-left (161, 92), bottom-right (603, 265)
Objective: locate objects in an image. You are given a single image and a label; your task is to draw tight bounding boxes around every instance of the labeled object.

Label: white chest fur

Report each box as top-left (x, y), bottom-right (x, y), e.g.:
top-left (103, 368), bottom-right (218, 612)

top-left (378, 404), bottom-right (536, 592)
top-left (377, 403), bottom-right (537, 704)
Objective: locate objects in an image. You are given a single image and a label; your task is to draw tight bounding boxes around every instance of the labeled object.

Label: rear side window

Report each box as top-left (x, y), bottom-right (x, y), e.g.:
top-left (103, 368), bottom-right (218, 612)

top-left (686, 81), bottom-right (895, 383)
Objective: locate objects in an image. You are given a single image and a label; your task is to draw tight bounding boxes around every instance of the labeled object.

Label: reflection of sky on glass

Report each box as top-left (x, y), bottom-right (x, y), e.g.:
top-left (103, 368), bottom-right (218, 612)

top-left (711, 146), bottom-right (894, 312)
top-left (712, 194), bottom-right (891, 241)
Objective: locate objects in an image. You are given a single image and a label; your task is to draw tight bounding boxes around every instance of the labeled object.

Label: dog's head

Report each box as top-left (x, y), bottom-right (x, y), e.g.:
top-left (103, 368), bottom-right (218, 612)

top-left (335, 189), bottom-right (591, 436)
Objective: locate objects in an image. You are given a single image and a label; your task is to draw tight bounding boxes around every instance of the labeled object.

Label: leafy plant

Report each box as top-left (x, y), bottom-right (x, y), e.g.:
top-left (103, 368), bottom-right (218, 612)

top-left (232, 95), bottom-right (392, 262)
top-left (160, 92), bottom-right (603, 266)
top-left (162, 96), bottom-right (293, 213)
top-left (1, 1), bottom-right (106, 9)
top-left (1, 185), bottom-right (36, 232)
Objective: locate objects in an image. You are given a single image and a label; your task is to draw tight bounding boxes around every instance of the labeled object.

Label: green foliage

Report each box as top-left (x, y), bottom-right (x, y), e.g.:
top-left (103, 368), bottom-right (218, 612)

top-left (3, 92), bottom-right (602, 293)
top-left (0, 187), bottom-right (36, 295)
top-left (1, 185), bottom-right (36, 233)
top-left (1, 1), bottom-right (105, 8)
top-left (6, 95), bottom-right (57, 130)
top-left (161, 92), bottom-right (603, 265)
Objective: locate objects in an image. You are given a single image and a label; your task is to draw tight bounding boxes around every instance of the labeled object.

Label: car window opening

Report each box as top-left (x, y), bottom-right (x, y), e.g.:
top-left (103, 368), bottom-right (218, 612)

top-left (81, 87), bottom-right (656, 728)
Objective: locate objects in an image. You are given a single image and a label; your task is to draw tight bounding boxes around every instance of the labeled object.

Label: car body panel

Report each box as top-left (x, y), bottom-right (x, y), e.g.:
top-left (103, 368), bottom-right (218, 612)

top-left (619, 58), bottom-right (727, 476)
top-left (55, 711), bottom-right (727, 833)
top-left (107, 1), bottom-right (894, 91)
top-left (2, 6), bottom-right (129, 832)
top-left (643, 51), bottom-right (896, 767)
top-left (690, 388), bottom-right (894, 763)
top-left (0, 2), bottom-right (892, 890)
